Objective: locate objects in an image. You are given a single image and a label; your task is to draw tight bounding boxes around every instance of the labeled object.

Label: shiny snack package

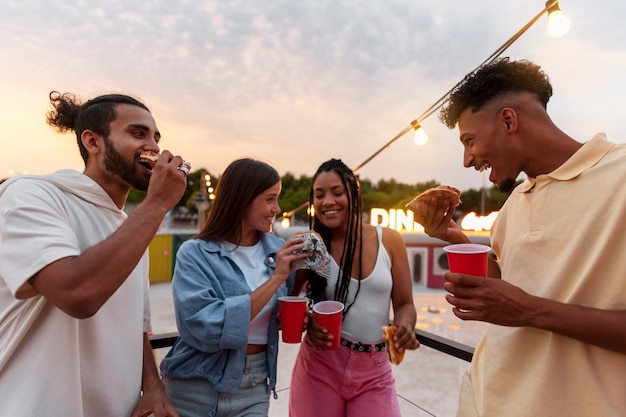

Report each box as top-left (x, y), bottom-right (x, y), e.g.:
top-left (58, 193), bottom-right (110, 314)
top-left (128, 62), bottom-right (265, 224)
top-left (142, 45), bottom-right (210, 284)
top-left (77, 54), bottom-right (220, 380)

top-left (292, 232), bottom-right (331, 278)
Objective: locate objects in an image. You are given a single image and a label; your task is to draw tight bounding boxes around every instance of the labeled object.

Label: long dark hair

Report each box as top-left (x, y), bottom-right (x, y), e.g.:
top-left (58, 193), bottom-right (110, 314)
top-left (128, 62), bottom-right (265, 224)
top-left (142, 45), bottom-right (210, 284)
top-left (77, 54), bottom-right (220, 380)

top-left (306, 158), bottom-right (362, 318)
top-left (196, 158), bottom-right (280, 244)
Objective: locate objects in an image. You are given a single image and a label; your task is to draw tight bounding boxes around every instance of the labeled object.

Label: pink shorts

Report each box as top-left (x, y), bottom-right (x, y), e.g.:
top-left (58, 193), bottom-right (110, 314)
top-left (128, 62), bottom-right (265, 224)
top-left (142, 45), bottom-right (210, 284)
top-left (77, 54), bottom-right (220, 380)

top-left (288, 337), bottom-right (400, 417)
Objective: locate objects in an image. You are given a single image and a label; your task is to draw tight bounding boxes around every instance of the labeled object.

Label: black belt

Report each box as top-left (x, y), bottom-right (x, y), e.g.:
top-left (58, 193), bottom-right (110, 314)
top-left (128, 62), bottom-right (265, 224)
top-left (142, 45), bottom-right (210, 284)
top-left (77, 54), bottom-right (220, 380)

top-left (340, 338), bottom-right (386, 352)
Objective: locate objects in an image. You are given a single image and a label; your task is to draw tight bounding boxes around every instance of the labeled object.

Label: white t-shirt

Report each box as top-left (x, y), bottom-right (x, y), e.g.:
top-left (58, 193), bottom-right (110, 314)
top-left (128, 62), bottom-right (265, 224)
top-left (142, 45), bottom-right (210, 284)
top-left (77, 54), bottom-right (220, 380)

top-left (222, 241), bottom-right (273, 344)
top-left (0, 170), bottom-right (151, 417)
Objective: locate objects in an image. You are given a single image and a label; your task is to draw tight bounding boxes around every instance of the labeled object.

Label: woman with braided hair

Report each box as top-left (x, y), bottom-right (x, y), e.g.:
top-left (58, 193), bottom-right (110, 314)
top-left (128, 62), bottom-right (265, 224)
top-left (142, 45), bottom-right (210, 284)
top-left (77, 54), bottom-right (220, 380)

top-left (288, 158), bottom-right (419, 417)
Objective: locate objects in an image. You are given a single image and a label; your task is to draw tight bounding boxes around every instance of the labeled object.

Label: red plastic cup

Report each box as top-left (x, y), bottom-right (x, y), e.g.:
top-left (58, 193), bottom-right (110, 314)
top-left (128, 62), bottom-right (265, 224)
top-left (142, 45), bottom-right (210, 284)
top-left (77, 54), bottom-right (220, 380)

top-left (312, 301), bottom-right (344, 350)
top-left (443, 244), bottom-right (491, 277)
top-left (278, 296), bottom-right (308, 343)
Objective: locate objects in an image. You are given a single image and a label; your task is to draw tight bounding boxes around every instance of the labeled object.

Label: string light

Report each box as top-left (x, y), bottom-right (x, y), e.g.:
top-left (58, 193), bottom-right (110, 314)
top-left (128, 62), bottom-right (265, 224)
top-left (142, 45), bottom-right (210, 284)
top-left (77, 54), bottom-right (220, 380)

top-left (349, 0), bottom-right (571, 176)
top-left (204, 173), bottom-right (216, 200)
top-left (546, 1), bottom-right (570, 37)
top-left (278, 1), bottom-right (570, 224)
top-left (411, 121), bottom-right (428, 146)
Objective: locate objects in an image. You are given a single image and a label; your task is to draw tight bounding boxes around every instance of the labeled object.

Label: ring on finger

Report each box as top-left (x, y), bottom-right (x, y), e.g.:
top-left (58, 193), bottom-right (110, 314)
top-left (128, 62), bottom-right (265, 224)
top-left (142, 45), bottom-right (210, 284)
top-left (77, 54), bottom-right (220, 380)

top-left (177, 161), bottom-right (191, 175)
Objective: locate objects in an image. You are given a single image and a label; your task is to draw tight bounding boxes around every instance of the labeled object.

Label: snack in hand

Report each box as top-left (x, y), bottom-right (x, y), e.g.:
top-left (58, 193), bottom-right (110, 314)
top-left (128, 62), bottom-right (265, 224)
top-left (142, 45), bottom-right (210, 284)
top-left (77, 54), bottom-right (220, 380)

top-left (291, 231), bottom-right (332, 279)
top-left (292, 231), bottom-right (322, 254)
top-left (382, 325), bottom-right (404, 365)
top-left (405, 185), bottom-right (461, 226)
top-left (138, 151), bottom-right (159, 170)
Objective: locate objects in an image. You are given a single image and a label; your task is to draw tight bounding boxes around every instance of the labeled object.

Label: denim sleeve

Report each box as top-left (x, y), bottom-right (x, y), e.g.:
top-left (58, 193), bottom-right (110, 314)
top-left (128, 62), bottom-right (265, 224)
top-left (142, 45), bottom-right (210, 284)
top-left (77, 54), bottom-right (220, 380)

top-left (172, 243), bottom-right (251, 353)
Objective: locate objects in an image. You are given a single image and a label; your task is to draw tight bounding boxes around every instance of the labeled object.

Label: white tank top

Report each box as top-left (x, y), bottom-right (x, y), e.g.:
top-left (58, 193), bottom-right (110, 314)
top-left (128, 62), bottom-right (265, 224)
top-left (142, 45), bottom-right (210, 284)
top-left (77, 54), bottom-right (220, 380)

top-left (324, 225), bottom-right (393, 344)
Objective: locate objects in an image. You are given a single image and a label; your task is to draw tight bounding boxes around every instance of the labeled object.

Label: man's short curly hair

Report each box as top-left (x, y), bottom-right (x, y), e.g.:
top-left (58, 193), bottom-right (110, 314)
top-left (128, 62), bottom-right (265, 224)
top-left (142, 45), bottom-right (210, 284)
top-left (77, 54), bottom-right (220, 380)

top-left (439, 58), bottom-right (553, 129)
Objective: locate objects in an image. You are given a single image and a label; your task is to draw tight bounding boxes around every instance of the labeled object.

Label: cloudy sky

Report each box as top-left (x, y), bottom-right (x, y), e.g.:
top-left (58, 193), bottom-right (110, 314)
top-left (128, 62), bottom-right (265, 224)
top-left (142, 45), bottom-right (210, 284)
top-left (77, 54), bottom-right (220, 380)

top-left (1, 0), bottom-right (625, 192)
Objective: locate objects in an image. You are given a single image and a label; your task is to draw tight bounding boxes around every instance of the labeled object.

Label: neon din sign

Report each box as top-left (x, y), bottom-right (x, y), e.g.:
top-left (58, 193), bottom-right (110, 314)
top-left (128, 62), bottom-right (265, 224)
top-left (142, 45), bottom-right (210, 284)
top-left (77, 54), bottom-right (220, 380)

top-left (369, 208), bottom-right (497, 232)
top-left (370, 208), bottom-right (425, 232)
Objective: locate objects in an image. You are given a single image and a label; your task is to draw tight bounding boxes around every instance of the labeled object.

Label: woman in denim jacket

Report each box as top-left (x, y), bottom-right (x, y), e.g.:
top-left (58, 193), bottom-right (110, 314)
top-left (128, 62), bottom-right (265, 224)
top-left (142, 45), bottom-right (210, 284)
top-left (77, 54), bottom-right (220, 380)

top-left (160, 158), bottom-right (309, 417)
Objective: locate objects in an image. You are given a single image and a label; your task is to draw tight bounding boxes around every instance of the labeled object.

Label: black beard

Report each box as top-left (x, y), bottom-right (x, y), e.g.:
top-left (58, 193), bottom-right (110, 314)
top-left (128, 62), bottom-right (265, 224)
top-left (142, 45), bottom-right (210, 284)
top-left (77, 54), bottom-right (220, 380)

top-left (103, 138), bottom-right (150, 191)
top-left (497, 177), bottom-right (517, 194)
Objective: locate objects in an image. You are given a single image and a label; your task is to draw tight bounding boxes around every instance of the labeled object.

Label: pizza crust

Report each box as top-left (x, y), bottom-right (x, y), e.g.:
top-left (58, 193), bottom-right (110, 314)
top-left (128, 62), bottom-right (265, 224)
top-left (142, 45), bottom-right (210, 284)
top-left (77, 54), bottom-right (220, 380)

top-left (405, 185), bottom-right (461, 226)
top-left (382, 325), bottom-right (405, 365)
top-left (138, 151), bottom-right (159, 168)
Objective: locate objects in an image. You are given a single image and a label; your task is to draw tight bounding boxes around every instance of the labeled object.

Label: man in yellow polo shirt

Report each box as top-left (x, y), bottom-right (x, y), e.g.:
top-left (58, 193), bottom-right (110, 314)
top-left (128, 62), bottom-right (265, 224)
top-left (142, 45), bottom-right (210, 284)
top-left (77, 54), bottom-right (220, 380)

top-left (423, 57), bottom-right (626, 416)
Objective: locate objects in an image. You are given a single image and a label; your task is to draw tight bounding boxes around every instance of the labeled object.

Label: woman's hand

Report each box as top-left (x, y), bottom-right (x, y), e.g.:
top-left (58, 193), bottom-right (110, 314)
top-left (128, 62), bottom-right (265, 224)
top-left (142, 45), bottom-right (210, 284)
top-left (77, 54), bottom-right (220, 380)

top-left (393, 321), bottom-right (420, 353)
top-left (305, 312), bottom-right (335, 350)
top-left (273, 236), bottom-right (310, 281)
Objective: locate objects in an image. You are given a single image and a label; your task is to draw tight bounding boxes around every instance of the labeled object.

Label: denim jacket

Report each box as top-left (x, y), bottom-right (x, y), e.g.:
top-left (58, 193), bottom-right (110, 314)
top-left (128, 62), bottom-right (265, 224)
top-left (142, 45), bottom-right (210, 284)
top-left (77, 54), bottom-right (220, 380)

top-left (160, 233), bottom-right (293, 396)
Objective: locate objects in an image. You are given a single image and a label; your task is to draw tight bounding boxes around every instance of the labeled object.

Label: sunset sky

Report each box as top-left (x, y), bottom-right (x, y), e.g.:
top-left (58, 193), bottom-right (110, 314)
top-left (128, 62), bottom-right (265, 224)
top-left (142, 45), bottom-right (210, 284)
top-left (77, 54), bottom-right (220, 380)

top-left (2, 0), bottom-right (625, 192)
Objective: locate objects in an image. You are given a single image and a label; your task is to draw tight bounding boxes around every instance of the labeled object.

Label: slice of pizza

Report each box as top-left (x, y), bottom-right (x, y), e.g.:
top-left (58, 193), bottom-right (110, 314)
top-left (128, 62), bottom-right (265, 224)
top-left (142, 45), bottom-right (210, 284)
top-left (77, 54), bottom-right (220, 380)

top-left (382, 325), bottom-right (404, 365)
top-left (405, 185), bottom-right (461, 226)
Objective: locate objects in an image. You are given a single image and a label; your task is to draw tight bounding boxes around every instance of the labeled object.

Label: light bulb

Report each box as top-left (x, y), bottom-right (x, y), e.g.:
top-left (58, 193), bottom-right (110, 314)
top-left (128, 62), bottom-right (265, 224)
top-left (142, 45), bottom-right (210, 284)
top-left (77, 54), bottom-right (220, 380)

top-left (547, 9), bottom-right (570, 37)
top-left (413, 126), bottom-right (428, 146)
top-left (280, 217), bottom-right (291, 229)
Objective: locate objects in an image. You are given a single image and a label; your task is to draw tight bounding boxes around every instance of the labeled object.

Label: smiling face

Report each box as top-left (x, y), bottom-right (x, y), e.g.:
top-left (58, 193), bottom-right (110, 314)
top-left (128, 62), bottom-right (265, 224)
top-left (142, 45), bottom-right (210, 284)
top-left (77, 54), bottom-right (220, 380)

top-left (458, 104), bottom-right (521, 193)
top-left (312, 171), bottom-right (350, 231)
top-left (242, 181), bottom-right (282, 239)
top-left (89, 104), bottom-right (161, 192)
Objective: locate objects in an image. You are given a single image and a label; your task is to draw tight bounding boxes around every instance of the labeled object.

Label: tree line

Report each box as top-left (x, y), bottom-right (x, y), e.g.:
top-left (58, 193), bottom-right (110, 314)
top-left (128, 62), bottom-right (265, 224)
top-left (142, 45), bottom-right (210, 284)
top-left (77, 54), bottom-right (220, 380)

top-left (1, 170), bottom-right (512, 220)
top-left (126, 169), bottom-right (514, 222)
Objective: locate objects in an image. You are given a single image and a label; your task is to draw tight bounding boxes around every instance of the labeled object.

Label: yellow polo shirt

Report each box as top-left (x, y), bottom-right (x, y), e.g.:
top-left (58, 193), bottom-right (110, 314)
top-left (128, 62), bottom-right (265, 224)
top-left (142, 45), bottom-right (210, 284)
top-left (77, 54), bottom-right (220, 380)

top-left (458, 134), bottom-right (626, 417)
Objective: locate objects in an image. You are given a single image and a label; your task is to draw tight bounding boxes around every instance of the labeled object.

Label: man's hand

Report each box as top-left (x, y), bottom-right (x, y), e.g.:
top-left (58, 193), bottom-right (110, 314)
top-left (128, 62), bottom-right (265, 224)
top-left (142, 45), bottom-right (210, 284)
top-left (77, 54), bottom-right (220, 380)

top-left (421, 197), bottom-right (468, 244)
top-left (130, 388), bottom-right (179, 417)
top-left (443, 271), bottom-right (626, 354)
top-left (443, 272), bottom-right (536, 327)
top-left (132, 334), bottom-right (179, 417)
top-left (144, 150), bottom-right (189, 213)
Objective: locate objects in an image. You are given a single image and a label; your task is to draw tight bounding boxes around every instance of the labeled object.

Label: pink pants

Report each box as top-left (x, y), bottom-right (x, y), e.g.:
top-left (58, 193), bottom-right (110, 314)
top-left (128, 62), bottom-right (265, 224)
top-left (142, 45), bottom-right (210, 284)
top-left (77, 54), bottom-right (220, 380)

top-left (288, 337), bottom-right (401, 417)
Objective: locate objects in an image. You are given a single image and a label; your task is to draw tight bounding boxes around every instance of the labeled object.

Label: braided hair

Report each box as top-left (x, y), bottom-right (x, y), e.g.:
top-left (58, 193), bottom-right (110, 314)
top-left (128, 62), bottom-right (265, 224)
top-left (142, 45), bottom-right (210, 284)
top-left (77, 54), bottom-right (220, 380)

top-left (305, 158), bottom-right (363, 318)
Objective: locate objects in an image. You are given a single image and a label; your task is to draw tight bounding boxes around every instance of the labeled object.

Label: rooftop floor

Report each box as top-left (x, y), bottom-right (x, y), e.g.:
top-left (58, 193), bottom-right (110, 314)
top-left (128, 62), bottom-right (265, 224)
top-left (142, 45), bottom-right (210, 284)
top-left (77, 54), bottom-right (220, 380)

top-left (150, 282), bottom-right (487, 417)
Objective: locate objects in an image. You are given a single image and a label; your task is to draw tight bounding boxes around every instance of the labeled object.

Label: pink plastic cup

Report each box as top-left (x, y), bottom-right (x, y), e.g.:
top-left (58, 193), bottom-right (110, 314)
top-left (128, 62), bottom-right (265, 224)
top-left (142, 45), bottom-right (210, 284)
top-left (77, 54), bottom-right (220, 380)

top-left (312, 301), bottom-right (344, 350)
top-left (278, 296), bottom-right (309, 343)
top-left (443, 244), bottom-right (491, 277)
